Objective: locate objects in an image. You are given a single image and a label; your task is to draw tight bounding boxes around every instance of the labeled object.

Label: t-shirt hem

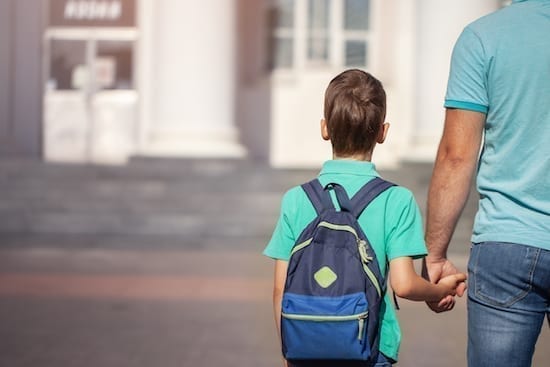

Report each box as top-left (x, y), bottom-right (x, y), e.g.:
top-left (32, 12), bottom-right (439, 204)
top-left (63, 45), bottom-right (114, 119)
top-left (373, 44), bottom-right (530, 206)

top-left (444, 99), bottom-right (488, 114)
top-left (387, 251), bottom-right (427, 262)
top-left (262, 249), bottom-right (289, 261)
top-left (380, 344), bottom-right (398, 362)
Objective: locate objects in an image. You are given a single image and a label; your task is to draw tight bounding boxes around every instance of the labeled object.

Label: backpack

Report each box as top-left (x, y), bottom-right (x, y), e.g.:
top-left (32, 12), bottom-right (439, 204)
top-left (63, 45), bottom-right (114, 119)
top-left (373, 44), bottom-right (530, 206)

top-left (281, 177), bottom-right (395, 364)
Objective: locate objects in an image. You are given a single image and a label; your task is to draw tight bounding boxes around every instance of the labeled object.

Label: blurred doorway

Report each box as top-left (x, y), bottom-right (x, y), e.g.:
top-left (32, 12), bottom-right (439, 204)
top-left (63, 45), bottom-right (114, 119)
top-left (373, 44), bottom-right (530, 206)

top-left (44, 30), bottom-right (138, 164)
top-left (43, 0), bottom-right (138, 164)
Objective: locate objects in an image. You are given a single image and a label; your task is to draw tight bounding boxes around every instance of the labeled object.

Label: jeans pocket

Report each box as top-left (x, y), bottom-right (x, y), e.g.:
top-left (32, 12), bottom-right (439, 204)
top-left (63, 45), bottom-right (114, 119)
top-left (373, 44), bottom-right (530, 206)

top-left (468, 242), bottom-right (539, 308)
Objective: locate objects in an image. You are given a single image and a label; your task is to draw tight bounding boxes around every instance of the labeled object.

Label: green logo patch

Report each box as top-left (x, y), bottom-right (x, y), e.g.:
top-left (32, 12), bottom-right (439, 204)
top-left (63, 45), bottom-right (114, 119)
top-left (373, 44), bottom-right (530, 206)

top-left (314, 266), bottom-right (338, 288)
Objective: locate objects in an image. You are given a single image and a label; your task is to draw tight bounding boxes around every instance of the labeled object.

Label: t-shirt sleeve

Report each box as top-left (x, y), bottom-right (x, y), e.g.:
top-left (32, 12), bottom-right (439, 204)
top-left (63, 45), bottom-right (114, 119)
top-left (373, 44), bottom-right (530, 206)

top-left (384, 187), bottom-right (428, 261)
top-left (444, 26), bottom-right (489, 114)
top-left (263, 189), bottom-right (299, 261)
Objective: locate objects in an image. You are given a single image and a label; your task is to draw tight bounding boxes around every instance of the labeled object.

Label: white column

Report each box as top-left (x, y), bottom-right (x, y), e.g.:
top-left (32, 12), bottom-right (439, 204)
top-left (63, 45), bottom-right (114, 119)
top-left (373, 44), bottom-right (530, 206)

top-left (373, 0), bottom-right (417, 168)
top-left (140, 0), bottom-right (246, 157)
top-left (411, 0), bottom-right (500, 160)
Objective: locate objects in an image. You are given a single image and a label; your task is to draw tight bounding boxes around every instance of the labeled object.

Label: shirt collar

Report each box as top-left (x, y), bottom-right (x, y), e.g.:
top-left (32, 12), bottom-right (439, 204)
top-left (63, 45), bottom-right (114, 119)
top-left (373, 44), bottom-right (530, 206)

top-left (319, 159), bottom-right (379, 177)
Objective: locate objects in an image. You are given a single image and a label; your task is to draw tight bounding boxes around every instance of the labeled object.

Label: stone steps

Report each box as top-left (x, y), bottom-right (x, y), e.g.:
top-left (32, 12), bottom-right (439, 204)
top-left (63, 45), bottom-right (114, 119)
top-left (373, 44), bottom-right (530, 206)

top-left (0, 158), bottom-right (316, 245)
top-left (0, 158), bottom-right (474, 254)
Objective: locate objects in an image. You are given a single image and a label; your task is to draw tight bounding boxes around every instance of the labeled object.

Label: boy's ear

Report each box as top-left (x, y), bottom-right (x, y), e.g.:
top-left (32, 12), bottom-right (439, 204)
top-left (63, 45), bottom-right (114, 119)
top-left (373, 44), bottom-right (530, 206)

top-left (377, 122), bottom-right (390, 144)
top-left (321, 119), bottom-right (330, 140)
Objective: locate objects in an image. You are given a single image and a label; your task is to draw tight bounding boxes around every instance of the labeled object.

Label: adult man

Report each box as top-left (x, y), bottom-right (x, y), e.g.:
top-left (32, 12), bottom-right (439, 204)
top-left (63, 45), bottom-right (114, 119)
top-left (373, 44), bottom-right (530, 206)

top-left (424, 1), bottom-right (550, 366)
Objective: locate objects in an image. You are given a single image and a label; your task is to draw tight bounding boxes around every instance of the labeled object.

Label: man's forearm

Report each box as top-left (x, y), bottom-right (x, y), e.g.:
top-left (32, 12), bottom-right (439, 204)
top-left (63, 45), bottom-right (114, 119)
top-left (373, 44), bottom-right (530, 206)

top-left (425, 155), bottom-right (474, 259)
top-left (425, 109), bottom-right (484, 259)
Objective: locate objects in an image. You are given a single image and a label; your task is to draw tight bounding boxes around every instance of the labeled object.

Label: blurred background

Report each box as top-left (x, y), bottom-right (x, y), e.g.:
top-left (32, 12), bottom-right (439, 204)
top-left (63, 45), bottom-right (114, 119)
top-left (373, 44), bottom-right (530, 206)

top-left (0, 0), bottom-right (510, 168)
top-left (1, 0), bottom-right (548, 366)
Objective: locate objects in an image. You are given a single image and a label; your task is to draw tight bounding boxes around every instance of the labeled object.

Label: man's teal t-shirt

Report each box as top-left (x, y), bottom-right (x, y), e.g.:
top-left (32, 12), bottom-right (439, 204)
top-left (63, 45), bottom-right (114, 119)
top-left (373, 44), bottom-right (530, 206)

top-left (445, 0), bottom-right (550, 250)
top-left (263, 160), bottom-right (428, 361)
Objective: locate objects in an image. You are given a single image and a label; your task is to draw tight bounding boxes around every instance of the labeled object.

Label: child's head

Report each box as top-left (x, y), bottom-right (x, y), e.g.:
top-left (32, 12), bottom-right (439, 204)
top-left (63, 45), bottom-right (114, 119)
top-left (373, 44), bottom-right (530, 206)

top-left (322, 69), bottom-right (387, 159)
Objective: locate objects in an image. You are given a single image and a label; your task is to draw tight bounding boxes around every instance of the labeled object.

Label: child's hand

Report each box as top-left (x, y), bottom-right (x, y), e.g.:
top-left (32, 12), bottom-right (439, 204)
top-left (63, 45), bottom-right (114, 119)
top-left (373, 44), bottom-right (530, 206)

top-left (438, 272), bottom-right (467, 297)
top-left (432, 272), bottom-right (467, 311)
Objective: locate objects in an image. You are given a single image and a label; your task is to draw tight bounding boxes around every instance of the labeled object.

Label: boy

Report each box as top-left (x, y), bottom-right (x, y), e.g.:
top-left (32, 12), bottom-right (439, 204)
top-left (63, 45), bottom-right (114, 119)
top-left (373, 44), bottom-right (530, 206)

top-left (263, 69), bottom-right (466, 367)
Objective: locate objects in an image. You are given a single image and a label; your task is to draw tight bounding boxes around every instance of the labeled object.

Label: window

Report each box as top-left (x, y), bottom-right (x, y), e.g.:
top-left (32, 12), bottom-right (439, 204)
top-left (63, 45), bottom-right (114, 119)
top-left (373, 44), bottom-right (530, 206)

top-left (268, 0), bottom-right (295, 69)
top-left (269, 0), bottom-right (372, 70)
top-left (343, 0), bottom-right (370, 67)
top-left (47, 39), bottom-right (134, 91)
top-left (307, 0), bottom-right (330, 65)
top-left (96, 40), bottom-right (134, 90)
top-left (49, 39), bottom-right (87, 90)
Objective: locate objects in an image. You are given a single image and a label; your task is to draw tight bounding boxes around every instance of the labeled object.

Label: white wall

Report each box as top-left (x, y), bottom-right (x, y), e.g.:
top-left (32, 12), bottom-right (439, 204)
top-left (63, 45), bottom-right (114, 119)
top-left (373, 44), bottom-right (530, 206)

top-left (269, 71), bottom-right (334, 168)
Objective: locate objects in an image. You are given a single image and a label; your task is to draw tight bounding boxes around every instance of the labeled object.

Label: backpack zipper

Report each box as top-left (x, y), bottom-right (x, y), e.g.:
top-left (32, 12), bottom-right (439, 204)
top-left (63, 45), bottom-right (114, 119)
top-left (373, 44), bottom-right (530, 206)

top-left (282, 311), bottom-right (369, 340)
top-left (291, 238), bottom-right (313, 255)
top-left (358, 240), bottom-right (382, 297)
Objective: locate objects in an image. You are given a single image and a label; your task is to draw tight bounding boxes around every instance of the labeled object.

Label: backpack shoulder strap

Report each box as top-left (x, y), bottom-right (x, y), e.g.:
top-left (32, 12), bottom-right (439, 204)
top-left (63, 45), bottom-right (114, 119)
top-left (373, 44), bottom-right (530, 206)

top-left (326, 183), bottom-right (353, 212)
top-left (351, 177), bottom-right (396, 218)
top-left (301, 179), bottom-right (334, 215)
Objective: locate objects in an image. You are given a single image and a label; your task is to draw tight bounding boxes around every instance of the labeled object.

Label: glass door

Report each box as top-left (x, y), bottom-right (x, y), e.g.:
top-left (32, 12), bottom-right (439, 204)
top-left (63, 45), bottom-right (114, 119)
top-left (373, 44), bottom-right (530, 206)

top-left (43, 30), bottom-right (138, 164)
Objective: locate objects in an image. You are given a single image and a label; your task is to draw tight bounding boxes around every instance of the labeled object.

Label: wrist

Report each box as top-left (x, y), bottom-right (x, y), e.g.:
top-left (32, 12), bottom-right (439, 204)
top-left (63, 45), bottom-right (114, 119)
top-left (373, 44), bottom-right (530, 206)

top-left (425, 253), bottom-right (447, 265)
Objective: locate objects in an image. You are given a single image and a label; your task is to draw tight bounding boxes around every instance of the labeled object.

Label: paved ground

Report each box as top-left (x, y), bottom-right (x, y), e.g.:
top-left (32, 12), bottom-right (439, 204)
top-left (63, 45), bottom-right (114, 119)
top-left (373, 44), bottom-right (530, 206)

top-left (0, 158), bottom-right (548, 366)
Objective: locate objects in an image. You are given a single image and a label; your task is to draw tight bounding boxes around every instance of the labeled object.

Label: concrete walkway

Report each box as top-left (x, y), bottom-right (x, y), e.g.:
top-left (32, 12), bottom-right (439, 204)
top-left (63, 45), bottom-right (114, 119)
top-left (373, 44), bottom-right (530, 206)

top-left (0, 158), bottom-right (548, 366)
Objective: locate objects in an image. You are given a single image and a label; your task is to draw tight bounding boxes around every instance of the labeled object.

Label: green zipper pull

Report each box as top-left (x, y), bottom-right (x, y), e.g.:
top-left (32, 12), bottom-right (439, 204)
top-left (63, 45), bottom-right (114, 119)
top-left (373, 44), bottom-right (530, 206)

top-left (358, 240), bottom-right (381, 297)
top-left (358, 314), bottom-right (367, 341)
top-left (358, 240), bottom-right (373, 263)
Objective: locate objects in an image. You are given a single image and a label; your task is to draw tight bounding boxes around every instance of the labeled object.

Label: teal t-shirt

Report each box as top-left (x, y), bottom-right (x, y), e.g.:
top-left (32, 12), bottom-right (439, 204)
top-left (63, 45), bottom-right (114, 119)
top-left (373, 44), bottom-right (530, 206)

top-left (445, 0), bottom-right (550, 249)
top-left (263, 160), bottom-right (428, 361)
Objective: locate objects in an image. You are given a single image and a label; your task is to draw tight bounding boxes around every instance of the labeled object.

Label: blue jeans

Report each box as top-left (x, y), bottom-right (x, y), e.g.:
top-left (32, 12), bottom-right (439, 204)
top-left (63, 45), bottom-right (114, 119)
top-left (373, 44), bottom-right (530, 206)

top-left (467, 242), bottom-right (550, 367)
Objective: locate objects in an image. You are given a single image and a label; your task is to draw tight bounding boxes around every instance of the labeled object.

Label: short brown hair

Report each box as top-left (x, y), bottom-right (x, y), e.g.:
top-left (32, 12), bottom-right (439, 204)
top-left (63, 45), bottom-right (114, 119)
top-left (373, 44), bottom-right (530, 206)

top-left (324, 69), bottom-right (386, 156)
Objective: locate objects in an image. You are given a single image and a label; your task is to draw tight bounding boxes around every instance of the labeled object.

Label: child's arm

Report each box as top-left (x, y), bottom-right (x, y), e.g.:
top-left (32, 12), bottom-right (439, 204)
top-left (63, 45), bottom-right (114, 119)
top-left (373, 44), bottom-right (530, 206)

top-left (272, 260), bottom-right (289, 367)
top-left (389, 256), bottom-right (466, 302)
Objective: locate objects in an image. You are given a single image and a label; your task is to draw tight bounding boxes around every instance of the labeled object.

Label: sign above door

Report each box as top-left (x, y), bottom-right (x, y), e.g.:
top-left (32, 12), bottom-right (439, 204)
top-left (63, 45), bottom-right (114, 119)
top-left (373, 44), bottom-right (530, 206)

top-left (48, 0), bottom-right (136, 27)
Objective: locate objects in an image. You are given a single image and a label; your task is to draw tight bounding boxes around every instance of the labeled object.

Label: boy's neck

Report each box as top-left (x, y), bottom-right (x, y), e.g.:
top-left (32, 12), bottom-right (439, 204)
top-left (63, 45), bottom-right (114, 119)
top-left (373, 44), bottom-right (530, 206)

top-left (332, 152), bottom-right (373, 162)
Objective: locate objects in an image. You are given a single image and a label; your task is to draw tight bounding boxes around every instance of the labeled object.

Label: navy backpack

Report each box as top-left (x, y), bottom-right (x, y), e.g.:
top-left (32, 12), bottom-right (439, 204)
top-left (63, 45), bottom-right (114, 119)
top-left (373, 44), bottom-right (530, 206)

top-left (281, 177), bottom-right (395, 364)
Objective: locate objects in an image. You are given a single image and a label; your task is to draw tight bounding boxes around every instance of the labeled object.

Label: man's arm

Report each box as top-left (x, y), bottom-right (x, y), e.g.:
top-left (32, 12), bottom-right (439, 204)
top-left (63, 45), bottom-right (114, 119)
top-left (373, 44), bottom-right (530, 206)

top-left (424, 108), bottom-right (484, 296)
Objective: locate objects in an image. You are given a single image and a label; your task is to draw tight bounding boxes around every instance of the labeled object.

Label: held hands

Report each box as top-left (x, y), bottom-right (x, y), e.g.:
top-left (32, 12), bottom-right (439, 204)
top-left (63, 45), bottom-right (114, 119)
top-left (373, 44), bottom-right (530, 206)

top-left (423, 256), bottom-right (467, 313)
top-left (435, 272), bottom-right (467, 311)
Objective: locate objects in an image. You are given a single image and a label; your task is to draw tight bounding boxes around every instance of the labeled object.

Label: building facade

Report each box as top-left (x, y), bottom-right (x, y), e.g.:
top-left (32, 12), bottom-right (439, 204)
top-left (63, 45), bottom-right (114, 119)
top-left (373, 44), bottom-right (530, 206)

top-left (0, 0), bottom-right (502, 167)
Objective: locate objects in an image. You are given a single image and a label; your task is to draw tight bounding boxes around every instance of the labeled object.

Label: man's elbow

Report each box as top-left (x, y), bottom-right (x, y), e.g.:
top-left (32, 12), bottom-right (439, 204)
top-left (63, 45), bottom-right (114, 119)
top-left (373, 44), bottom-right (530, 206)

top-left (437, 143), bottom-right (469, 163)
top-left (435, 146), bottom-right (478, 172)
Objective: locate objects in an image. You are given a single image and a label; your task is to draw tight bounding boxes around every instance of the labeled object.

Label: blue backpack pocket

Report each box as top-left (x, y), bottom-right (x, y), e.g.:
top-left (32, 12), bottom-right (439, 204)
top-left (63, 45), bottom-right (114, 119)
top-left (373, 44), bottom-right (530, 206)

top-left (281, 292), bottom-right (370, 360)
